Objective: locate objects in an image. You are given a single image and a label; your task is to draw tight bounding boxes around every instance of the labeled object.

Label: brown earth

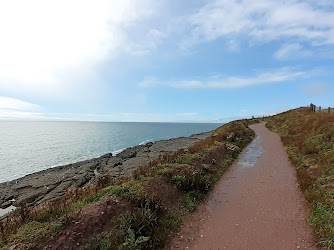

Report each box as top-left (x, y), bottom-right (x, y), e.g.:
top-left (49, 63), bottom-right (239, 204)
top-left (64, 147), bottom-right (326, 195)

top-left (36, 196), bottom-right (132, 250)
top-left (142, 177), bottom-right (183, 211)
top-left (168, 122), bottom-right (316, 250)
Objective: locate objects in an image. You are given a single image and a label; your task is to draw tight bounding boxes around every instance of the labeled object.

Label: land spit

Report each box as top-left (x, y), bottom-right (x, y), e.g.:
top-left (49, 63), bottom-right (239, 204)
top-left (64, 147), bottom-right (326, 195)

top-left (0, 131), bottom-right (211, 211)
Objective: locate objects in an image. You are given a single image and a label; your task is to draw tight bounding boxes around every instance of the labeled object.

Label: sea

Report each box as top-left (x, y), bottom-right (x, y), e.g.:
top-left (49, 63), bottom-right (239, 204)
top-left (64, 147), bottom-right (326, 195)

top-left (0, 121), bottom-right (221, 183)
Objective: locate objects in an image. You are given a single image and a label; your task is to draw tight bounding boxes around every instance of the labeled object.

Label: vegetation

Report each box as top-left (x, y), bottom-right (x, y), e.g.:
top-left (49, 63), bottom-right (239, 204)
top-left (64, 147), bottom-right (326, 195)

top-left (266, 107), bottom-right (334, 248)
top-left (0, 119), bottom-right (255, 249)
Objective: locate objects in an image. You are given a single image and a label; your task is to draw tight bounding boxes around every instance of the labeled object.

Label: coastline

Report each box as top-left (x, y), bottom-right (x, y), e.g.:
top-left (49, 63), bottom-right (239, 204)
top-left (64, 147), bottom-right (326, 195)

top-left (0, 131), bottom-right (212, 211)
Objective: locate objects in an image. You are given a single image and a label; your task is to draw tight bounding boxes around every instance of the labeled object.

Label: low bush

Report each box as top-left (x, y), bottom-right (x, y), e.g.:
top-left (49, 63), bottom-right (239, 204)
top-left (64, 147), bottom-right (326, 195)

top-left (118, 203), bottom-right (158, 249)
top-left (180, 191), bottom-right (205, 212)
top-left (172, 173), bottom-right (214, 193)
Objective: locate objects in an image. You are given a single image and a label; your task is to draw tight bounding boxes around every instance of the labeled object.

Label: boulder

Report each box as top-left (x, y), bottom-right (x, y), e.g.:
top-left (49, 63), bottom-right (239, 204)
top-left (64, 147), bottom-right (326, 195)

top-left (225, 142), bottom-right (240, 151)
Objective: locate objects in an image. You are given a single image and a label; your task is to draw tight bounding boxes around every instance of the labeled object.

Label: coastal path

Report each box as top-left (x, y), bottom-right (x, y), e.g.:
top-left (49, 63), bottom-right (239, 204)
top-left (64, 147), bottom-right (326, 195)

top-left (168, 122), bottom-right (316, 249)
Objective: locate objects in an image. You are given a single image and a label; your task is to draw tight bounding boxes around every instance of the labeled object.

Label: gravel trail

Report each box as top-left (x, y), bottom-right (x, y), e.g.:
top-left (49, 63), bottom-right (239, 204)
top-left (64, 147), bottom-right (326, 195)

top-left (169, 122), bottom-right (316, 250)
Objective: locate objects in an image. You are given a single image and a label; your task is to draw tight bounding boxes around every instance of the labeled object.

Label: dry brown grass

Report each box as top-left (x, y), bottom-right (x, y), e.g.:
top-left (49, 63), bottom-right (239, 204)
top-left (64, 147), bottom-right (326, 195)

top-left (266, 107), bottom-right (334, 248)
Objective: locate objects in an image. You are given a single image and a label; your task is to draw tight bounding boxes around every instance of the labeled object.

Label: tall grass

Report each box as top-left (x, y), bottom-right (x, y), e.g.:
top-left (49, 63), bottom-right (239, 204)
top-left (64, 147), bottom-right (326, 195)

top-left (267, 107), bottom-right (334, 248)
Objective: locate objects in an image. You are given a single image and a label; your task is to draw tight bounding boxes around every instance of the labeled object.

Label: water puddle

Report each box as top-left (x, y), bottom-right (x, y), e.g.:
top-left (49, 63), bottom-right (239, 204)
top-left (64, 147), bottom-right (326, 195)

top-left (238, 133), bottom-right (264, 169)
top-left (0, 205), bottom-right (17, 217)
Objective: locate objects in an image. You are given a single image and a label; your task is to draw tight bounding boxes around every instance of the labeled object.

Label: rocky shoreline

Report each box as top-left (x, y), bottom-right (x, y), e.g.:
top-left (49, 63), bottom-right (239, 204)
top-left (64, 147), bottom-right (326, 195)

top-left (0, 131), bottom-right (212, 210)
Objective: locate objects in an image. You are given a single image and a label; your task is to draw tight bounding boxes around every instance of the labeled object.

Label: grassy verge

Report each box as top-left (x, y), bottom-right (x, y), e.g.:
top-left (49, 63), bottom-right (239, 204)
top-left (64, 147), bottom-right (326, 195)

top-left (266, 107), bottom-right (334, 249)
top-left (0, 119), bottom-right (256, 249)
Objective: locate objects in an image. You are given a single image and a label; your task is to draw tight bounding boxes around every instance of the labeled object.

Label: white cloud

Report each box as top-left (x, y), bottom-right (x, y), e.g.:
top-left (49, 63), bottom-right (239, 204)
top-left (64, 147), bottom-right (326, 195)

top-left (0, 97), bottom-right (201, 122)
top-left (0, 0), bottom-right (162, 98)
top-left (0, 97), bottom-right (41, 111)
top-left (183, 0), bottom-right (334, 51)
top-left (274, 43), bottom-right (313, 60)
top-left (139, 68), bottom-right (306, 89)
top-left (0, 97), bottom-right (43, 120)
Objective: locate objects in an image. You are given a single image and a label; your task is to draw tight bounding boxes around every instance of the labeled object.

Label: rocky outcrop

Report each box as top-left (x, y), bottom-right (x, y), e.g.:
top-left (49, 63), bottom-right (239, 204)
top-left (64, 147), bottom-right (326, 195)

top-left (0, 131), bottom-right (212, 209)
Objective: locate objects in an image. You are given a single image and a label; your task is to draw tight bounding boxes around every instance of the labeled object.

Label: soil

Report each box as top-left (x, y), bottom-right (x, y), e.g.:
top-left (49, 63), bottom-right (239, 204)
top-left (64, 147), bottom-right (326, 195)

top-left (36, 196), bottom-right (132, 250)
top-left (167, 122), bottom-right (316, 250)
top-left (142, 177), bottom-right (183, 211)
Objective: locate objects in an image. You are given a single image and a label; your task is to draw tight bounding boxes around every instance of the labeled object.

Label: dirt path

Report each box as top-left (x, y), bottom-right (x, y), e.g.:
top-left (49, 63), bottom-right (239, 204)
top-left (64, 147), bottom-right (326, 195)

top-left (168, 122), bottom-right (316, 250)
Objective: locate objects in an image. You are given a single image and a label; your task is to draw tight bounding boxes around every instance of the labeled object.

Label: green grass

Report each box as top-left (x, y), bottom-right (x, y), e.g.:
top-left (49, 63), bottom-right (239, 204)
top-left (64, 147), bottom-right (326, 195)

top-left (159, 212), bottom-right (180, 232)
top-left (9, 221), bottom-right (52, 244)
top-left (85, 234), bottom-right (112, 250)
top-left (311, 204), bottom-right (334, 248)
top-left (180, 191), bottom-right (205, 212)
top-left (118, 203), bottom-right (158, 250)
top-left (172, 173), bottom-right (215, 193)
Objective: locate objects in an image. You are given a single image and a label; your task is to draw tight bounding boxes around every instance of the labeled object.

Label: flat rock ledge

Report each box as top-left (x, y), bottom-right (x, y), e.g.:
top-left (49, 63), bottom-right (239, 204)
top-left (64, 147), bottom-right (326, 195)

top-left (0, 132), bottom-right (212, 209)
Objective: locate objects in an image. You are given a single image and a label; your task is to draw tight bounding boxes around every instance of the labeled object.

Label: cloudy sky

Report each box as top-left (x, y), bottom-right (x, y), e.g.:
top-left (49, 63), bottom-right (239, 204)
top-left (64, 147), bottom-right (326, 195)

top-left (0, 0), bottom-right (333, 122)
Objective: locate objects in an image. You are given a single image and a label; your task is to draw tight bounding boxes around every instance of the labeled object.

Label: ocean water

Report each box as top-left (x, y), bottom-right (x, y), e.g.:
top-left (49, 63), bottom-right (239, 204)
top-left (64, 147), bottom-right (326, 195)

top-left (0, 121), bottom-right (221, 183)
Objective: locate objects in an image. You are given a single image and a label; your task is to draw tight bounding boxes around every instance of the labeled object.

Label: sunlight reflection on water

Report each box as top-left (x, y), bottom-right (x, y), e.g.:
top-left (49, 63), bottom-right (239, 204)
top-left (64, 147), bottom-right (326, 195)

top-left (238, 133), bottom-right (264, 168)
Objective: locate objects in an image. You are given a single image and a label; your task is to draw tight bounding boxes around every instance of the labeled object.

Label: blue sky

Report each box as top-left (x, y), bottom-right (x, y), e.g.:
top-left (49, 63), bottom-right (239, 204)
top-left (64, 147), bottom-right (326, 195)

top-left (0, 0), bottom-right (333, 122)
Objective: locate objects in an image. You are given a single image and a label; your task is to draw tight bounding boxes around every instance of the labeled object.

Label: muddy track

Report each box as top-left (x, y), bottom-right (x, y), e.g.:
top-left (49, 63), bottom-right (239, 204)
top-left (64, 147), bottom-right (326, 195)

top-left (168, 122), bottom-right (316, 250)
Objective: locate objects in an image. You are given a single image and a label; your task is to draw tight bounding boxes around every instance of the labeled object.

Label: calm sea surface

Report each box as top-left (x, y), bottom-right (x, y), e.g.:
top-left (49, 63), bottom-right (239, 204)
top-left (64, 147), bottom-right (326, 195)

top-left (0, 122), bottom-right (221, 183)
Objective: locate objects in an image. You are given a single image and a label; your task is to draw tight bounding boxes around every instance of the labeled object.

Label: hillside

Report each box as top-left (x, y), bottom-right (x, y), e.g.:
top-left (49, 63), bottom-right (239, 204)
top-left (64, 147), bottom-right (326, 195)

top-left (266, 107), bottom-right (334, 248)
top-left (3, 107), bottom-right (332, 249)
top-left (0, 120), bottom-right (255, 249)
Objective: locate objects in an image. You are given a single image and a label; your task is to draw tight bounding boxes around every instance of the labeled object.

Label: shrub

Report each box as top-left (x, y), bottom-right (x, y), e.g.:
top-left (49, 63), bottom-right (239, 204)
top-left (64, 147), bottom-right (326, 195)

top-left (172, 173), bottom-right (214, 193)
top-left (118, 203), bottom-right (158, 249)
top-left (180, 191), bottom-right (204, 212)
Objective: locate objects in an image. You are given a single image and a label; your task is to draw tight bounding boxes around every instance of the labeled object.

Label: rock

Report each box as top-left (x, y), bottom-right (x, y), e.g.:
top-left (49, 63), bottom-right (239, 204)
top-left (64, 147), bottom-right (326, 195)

top-left (227, 132), bottom-right (235, 141)
top-left (114, 162), bottom-right (123, 167)
top-left (118, 149), bottom-right (137, 159)
top-left (303, 154), bottom-right (318, 166)
top-left (1, 201), bottom-right (12, 209)
top-left (320, 183), bottom-right (334, 190)
top-left (225, 142), bottom-right (240, 151)
top-left (307, 165), bottom-right (322, 177)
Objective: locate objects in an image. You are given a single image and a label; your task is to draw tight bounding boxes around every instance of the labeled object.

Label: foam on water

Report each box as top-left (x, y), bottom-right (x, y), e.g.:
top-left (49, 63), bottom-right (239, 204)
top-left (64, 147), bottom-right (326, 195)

top-left (139, 139), bottom-right (152, 145)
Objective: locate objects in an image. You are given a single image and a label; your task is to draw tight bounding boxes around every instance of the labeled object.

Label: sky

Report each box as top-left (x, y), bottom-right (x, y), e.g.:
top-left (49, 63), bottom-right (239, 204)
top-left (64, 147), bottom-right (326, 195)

top-left (0, 0), bottom-right (333, 122)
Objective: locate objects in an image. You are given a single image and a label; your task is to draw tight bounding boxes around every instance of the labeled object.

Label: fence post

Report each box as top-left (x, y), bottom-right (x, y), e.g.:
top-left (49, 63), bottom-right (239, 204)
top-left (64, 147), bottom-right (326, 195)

top-left (329, 107), bottom-right (331, 114)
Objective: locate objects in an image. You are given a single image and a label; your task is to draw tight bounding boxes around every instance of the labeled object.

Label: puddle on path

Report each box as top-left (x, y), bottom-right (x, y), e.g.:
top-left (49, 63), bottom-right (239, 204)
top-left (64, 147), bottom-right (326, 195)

top-left (0, 205), bottom-right (16, 217)
top-left (238, 133), bottom-right (264, 169)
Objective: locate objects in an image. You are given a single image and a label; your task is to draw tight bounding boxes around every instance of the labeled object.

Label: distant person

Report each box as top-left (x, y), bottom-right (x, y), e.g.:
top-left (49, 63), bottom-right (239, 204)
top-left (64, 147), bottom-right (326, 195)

top-left (252, 116), bottom-right (254, 119)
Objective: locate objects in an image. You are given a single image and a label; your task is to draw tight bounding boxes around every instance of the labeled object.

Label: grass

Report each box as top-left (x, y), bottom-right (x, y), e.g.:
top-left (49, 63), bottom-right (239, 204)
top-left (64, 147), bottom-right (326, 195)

top-left (85, 234), bottom-right (112, 250)
top-left (180, 191), bottom-right (205, 212)
top-left (118, 203), bottom-right (158, 249)
top-left (1, 119), bottom-right (256, 249)
top-left (266, 107), bottom-right (334, 248)
top-left (310, 204), bottom-right (334, 249)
